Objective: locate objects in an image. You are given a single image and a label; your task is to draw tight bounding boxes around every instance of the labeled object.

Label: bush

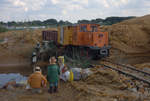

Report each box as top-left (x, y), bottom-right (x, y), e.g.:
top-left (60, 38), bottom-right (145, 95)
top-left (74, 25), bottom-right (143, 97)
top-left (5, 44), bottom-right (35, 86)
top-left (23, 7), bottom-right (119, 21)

top-left (0, 26), bottom-right (8, 33)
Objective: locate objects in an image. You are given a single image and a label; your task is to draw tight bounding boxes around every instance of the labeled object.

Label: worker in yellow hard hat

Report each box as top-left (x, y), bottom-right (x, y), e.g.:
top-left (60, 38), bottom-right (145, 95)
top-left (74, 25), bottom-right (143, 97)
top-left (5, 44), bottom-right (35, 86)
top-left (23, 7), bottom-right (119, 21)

top-left (58, 56), bottom-right (67, 81)
top-left (58, 56), bottom-right (73, 82)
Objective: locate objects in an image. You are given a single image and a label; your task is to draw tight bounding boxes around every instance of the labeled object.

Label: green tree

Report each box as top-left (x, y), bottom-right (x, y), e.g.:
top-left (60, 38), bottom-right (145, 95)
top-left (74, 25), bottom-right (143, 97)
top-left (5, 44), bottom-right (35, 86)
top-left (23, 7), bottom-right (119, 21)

top-left (43, 19), bottom-right (58, 25)
top-left (78, 20), bottom-right (90, 24)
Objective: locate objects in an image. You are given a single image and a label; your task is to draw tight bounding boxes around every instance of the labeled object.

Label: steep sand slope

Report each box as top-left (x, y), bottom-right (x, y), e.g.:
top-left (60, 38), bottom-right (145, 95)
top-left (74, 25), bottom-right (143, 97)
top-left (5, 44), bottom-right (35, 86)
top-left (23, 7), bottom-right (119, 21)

top-left (103, 14), bottom-right (150, 64)
top-left (106, 14), bottom-right (150, 53)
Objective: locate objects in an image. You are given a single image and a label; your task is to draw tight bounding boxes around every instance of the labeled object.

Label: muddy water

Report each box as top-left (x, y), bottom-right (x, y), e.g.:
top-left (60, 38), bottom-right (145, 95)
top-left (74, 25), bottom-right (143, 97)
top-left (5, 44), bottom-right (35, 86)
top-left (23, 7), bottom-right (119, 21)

top-left (0, 63), bottom-right (32, 75)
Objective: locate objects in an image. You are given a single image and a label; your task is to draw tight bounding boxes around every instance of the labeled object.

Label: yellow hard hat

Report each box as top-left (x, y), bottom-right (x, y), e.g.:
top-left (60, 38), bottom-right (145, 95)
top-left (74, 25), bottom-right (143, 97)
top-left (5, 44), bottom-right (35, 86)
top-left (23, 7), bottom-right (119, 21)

top-left (58, 56), bottom-right (64, 64)
top-left (58, 56), bottom-right (64, 59)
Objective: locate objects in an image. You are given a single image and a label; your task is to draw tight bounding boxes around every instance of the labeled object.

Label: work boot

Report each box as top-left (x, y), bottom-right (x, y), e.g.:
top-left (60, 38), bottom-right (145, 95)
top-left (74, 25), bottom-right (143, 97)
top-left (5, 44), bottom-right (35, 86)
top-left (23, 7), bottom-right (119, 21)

top-left (48, 87), bottom-right (53, 94)
top-left (54, 86), bottom-right (58, 93)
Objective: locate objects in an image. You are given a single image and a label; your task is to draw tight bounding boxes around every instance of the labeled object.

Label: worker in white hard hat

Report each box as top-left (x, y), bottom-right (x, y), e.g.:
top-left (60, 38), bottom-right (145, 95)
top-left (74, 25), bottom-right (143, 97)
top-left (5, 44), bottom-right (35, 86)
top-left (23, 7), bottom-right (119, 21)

top-left (28, 66), bottom-right (47, 93)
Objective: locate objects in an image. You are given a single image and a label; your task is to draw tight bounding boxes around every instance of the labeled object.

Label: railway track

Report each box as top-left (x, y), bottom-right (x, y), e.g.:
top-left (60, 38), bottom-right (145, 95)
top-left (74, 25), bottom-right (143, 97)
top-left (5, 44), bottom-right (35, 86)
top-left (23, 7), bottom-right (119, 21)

top-left (92, 60), bottom-right (150, 85)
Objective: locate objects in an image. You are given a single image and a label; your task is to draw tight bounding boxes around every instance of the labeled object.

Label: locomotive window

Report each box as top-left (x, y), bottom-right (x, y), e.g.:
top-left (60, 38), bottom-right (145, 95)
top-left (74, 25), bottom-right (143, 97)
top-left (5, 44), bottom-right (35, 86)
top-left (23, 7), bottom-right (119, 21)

top-left (91, 26), bottom-right (98, 32)
top-left (99, 34), bottom-right (103, 38)
top-left (80, 26), bottom-right (87, 32)
top-left (68, 26), bottom-right (71, 29)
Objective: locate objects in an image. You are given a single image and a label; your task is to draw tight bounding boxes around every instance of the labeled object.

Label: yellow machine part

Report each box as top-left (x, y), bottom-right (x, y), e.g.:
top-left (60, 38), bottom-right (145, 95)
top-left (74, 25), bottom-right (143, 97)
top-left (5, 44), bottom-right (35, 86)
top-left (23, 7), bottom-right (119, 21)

top-left (69, 70), bottom-right (74, 82)
top-left (57, 26), bottom-right (73, 45)
top-left (64, 26), bottom-right (73, 45)
top-left (57, 27), bottom-right (61, 44)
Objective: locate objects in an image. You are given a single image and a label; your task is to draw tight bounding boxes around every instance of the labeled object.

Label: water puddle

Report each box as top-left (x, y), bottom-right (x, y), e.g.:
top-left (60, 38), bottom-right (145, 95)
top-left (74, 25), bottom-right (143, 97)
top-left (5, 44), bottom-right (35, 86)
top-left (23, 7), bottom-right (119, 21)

top-left (0, 73), bottom-right (27, 89)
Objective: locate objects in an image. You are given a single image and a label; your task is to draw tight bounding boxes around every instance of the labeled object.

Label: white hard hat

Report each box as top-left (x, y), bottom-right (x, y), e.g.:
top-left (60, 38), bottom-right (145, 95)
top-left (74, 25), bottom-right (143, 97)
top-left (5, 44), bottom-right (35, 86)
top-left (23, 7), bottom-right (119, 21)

top-left (33, 52), bottom-right (36, 55)
top-left (34, 66), bottom-right (41, 72)
top-left (35, 66), bottom-right (40, 70)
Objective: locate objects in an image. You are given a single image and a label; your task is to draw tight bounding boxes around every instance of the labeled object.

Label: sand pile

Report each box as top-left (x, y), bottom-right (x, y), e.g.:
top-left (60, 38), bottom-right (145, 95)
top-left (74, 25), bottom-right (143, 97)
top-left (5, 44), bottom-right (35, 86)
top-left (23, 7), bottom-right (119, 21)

top-left (0, 28), bottom-right (56, 73)
top-left (103, 14), bottom-right (150, 54)
top-left (0, 28), bottom-right (56, 47)
top-left (134, 63), bottom-right (150, 70)
top-left (71, 67), bottom-right (141, 101)
top-left (0, 29), bottom-right (43, 59)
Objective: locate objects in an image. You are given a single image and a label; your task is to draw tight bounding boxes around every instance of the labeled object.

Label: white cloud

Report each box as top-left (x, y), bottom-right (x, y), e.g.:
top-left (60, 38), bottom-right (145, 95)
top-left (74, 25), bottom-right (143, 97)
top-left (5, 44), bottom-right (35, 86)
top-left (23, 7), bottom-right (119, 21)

top-left (50, 0), bottom-right (87, 15)
top-left (96, 0), bottom-right (109, 8)
top-left (8, 0), bottom-right (47, 11)
top-left (72, 0), bottom-right (89, 5)
top-left (67, 4), bottom-right (83, 11)
top-left (121, 0), bottom-right (129, 4)
top-left (24, 7), bottom-right (28, 12)
top-left (62, 10), bottom-right (67, 15)
top-left (96, 0), bottom-right (130, 7)
top-left (103, 0), bottom-right (110, 8)
top-left (0, 0), bottom-right (150, 22)
top-left (61, 4), bottom-right (84, 15)
top-left (13, 0), bottom-right (26, 6)
top-left (144, 0), bottom-right (150, 7)
top-left (82, 0), bottom-right (89, 5)
top-left (51, 0), bottom-right (59, 4)
top-left (110, 0), bottom-right (130, 6)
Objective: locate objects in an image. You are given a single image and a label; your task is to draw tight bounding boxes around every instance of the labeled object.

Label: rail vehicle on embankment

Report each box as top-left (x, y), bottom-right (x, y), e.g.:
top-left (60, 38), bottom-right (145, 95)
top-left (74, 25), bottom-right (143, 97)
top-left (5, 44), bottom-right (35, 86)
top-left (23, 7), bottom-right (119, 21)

top-left (37, 24), bottom-right (111, 60)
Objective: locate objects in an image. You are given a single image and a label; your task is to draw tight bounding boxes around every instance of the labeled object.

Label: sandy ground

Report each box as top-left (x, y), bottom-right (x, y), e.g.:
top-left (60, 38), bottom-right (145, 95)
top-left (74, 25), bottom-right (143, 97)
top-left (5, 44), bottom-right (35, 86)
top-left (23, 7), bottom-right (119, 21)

top-left (0, 67), bottom-right (150, 101)
top-left (0, 82), bottom-right (80, 101)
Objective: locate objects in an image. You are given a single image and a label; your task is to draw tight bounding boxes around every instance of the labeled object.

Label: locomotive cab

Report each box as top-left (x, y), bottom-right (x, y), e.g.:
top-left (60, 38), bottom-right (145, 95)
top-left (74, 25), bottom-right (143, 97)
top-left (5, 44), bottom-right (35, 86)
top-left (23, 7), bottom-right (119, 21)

top-left (78, 24), bottom-right (110, 58)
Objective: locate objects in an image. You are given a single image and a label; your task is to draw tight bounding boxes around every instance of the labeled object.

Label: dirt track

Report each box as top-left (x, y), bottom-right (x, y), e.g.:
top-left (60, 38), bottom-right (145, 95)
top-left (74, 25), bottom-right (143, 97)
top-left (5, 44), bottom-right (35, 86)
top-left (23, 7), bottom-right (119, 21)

top-left (0, 82), bottom-right (80, 101)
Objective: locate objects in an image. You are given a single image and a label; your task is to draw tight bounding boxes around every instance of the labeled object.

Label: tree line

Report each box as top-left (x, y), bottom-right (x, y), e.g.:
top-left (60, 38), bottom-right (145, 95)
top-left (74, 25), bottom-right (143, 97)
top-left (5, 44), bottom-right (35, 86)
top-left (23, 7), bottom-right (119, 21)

top-left (0, 16), bottom-right (135, 32)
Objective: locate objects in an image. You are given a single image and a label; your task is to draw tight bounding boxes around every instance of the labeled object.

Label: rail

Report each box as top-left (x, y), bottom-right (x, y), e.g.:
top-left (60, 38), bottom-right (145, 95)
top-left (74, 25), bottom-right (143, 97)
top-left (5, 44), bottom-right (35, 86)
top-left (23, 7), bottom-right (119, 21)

top-left (103, 60), bottom-right (150, 76)
top-left (92, 60), bottom-right (150, 85)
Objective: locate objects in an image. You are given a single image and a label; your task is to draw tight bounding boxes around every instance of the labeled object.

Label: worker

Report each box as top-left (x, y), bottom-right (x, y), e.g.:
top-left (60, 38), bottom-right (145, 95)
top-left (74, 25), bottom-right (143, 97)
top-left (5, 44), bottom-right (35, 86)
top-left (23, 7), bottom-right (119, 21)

top-left (28, 66), bottom-right (47, 94)
top-left (47, 56), bottom-right (60, 93)
top-left (58, 56), bottom-right (68, 81)
top-left (31, 52), bottom-right (37, 67)
top-left (35, 42), bottom-right (41, 52)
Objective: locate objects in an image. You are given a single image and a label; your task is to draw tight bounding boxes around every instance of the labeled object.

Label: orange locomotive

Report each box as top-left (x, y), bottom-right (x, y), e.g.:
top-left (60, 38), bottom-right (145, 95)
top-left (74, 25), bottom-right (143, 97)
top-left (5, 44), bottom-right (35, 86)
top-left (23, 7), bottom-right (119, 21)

top-left (42, 24), bottom-right (110, 59)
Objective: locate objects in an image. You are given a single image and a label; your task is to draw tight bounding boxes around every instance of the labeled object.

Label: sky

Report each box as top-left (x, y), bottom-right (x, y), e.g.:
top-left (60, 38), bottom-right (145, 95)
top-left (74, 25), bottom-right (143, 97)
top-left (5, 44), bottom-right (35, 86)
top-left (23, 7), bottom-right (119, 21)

top-left (0, 0), bottom-right (150, 23)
